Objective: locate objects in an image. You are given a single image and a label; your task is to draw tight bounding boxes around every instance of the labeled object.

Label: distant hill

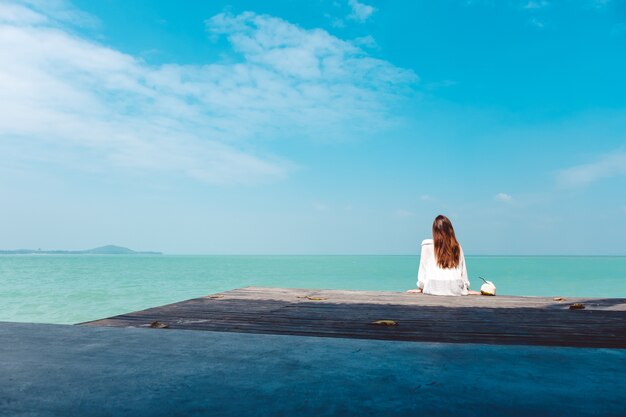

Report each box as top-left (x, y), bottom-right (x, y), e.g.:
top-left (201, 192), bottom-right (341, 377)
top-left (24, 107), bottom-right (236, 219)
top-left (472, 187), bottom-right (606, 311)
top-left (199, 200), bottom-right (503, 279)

top-left (0, 245), bottom-right (162, 255)
top-left (84, 245), bottom-right (139, 254)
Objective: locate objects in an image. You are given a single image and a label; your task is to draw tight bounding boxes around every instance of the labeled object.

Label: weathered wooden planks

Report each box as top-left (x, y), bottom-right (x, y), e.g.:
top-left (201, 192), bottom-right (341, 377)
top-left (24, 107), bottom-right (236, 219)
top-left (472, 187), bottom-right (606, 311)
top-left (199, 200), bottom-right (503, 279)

top-left (80, 287), bottom-right (626, 348)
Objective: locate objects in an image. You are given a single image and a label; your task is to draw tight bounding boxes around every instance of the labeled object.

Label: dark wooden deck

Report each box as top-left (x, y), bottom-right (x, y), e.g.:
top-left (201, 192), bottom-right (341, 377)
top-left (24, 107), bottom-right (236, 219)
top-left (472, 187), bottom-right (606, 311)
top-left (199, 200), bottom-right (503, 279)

top-left (81, 287), bottom-right (626, 348)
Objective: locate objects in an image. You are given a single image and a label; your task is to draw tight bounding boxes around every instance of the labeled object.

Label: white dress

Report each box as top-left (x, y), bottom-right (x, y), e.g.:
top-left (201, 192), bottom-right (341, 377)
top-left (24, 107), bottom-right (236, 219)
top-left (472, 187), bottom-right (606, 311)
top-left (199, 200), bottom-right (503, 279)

top-left (417, 239), bottom-right (470, 296)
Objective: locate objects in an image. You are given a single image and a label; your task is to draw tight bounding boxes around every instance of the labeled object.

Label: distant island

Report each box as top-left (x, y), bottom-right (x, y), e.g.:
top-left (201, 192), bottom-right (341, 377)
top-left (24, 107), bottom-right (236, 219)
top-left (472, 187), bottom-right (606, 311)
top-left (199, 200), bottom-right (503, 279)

top-left (0, 245), bottom-right (162, 255)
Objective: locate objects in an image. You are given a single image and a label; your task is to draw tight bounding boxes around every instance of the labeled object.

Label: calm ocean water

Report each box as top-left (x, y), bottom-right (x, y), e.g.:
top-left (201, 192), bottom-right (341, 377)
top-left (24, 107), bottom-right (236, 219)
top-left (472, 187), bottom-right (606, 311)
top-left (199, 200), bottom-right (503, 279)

top-left (1, 255), bottom-right (625, 325)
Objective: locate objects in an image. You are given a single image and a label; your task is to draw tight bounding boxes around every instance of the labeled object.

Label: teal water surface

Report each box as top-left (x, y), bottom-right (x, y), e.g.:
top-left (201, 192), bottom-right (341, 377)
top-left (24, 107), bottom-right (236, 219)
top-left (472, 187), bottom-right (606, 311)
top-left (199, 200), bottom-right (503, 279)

top-left (1, 255), bottom-right (625, 324)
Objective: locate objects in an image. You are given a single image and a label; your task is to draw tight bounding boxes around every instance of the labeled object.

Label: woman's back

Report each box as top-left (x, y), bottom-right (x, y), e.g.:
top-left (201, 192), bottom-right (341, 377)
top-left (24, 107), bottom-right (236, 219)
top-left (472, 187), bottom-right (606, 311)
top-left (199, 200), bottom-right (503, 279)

top-left (417, 238), bottom-right (470, 296)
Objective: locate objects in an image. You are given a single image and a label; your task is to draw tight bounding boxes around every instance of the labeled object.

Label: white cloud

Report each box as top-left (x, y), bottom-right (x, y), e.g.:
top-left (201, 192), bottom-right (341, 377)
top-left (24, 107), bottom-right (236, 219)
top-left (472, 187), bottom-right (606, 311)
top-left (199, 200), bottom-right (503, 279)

top-left (0, 0), bottom-right (98, 27)
top-left (495, 193), bottom-right (513, 202)
top-left (348, 0), bottom-right (375, 23)
top-left (420, 194), bottom-right (434, 202)
top-left (558, 152), bottom-right (626, 188)
top-left (0, 2), bottom-right (46, 24)
top-left (0, 3), bottom-right (416, 185)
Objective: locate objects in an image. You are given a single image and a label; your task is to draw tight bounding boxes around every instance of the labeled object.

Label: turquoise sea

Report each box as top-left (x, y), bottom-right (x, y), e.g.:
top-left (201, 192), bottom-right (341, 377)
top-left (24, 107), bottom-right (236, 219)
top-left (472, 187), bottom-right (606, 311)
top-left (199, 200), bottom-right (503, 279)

top-left (1, 255), bottom-right (625, 325)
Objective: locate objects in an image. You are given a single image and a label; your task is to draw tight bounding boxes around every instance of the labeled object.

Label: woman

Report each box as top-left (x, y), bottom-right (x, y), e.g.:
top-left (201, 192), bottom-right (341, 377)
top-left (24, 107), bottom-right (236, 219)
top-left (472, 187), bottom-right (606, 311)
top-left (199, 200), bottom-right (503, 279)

top-left (408, 215), bottom-right (480, 296)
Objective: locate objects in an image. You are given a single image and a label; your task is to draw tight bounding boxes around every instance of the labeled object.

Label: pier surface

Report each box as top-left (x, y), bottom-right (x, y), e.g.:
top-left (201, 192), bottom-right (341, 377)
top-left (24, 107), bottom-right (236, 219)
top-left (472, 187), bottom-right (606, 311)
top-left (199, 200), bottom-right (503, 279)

top-left (82, 287), bottom-right (626, 348)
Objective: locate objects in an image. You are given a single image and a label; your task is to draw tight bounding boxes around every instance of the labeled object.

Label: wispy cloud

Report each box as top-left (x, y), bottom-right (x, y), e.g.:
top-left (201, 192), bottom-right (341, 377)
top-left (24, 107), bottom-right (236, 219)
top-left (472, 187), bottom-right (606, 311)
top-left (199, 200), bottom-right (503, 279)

top-left (352, 35), bottom-right (377, 49)
top-left (528, 16), bottom-right (546, 28)
top-left (313, 202), bottom-right (330, 212)
top-left (558, 152), bottom-right (626, 188)
top-left (469, 0), bottom-right (605, 11)
top-left (495, 193), bottom-right (513, 202)
top-left (520, 0), bottom-right (550, 28)
top-left (611, 23), bottom-right (626, 36)
top-left (587, 0), bottom-right (611, 9)
top-left (0, 0), bottom-right (98, 27)
top-left (523, 1), bottom-right (550, 9)
top-left (0, 2), bottom-right (415, 185)
top-left (347, 0), bottom-right (375, 23)
top-left (394, 209), bottom-right (415, 218)
top-left (423, 79), bottom-right (457, 91)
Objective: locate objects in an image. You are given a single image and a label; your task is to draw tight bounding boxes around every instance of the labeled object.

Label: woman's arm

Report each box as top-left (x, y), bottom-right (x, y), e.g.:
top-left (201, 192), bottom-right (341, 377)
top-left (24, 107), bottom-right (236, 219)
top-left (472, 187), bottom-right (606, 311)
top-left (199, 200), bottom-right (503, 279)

top-left (415, 246), bottom-right (427, 290)
top-left (460, 249), bottom-right (480, 294)
top-left (408, 245), bottom-right (427, 293)
top-left (460, 249), bottom-right (470, 290)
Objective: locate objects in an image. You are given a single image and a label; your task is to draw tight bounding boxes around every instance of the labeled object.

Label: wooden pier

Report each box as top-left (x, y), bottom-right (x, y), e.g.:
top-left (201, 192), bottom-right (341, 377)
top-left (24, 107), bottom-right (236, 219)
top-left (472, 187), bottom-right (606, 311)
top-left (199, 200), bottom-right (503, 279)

top-left (81, 287), bottom-right (626, 349)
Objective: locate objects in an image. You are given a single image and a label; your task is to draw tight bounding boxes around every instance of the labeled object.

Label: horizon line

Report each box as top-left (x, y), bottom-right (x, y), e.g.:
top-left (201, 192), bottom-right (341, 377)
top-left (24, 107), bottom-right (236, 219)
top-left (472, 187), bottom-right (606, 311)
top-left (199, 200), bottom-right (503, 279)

top-left (3, 253), bottom-right (626, 257)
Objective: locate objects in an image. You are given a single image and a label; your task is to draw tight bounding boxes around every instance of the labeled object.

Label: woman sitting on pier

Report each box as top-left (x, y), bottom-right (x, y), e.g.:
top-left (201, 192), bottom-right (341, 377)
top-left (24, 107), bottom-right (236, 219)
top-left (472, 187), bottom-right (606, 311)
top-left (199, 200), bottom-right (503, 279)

top-left (408, 215), bottom-right (480, 296)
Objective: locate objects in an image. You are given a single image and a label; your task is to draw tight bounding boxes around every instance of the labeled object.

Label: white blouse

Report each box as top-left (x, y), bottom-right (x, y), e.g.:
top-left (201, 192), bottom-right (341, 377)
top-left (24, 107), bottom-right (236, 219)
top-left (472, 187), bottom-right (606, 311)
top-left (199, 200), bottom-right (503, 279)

top-left (417, 239), bottom-right (470, 296)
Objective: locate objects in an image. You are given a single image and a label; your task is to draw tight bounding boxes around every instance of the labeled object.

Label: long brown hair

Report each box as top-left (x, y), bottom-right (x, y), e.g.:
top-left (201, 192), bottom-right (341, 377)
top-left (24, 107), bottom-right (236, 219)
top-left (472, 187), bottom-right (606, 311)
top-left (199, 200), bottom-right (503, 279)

top-left (432, 214), bottom-right (461, 269)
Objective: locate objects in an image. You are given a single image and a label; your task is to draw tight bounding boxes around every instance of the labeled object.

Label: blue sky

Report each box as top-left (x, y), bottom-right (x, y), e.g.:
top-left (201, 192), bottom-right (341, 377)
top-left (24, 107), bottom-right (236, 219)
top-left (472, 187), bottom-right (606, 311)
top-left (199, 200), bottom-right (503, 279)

top-left (1, 0), bottom-right (625, 254)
